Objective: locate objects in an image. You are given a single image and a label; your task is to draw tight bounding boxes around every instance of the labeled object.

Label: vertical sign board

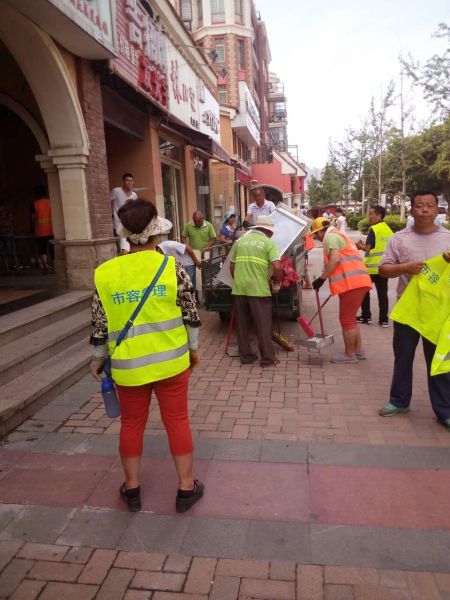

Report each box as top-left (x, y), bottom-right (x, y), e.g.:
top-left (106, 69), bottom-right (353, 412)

top-left (112, 0), bottom-right (168, 110)
top-left (166, 41), bottom-right (221, 142)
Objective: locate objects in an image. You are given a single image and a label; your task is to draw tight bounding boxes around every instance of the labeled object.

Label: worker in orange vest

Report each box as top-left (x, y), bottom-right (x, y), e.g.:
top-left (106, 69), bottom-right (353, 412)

top-left (303, 233), bottom-right (315, 289)
top-left (32, 185), bottom-right (54, 274)
top-left (310, 217), bottom-right (372, 363)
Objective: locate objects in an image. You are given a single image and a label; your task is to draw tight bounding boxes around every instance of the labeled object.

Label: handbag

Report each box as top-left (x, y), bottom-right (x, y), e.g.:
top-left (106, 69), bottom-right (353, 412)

top-left (104, 254), bottom-right (169, 378)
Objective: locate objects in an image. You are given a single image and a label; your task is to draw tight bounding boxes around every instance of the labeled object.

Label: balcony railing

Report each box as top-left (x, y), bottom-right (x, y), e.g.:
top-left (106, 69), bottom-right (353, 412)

top-left (246, 147), bottom-right (274, 164)
top-left (269, 112), bottom-right (287, 124)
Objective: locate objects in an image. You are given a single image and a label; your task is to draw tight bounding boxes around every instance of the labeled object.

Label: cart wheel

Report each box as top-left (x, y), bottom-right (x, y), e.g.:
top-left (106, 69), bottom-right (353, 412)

top-left (219, 311), bottom-right (230, 323)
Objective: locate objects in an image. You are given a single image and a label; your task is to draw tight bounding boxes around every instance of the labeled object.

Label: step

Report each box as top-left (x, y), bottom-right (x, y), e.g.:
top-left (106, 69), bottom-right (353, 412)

top-left (0, 338), bottom-right (92, 438)
top-left (0, 291), bottom-right (92, 345)
top-left (0, 308), bottom-right (91, 386)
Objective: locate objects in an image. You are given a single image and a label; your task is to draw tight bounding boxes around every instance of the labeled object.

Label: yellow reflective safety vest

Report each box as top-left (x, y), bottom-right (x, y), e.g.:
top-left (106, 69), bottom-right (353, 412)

top-left (95, 251), bottom-right (189, 386)
top-left (432, 315), bottom-right (450, 376)
top-left (390, 254), bottom-right (450, 346)
top-left (364, 221), bottom-right (393, 274)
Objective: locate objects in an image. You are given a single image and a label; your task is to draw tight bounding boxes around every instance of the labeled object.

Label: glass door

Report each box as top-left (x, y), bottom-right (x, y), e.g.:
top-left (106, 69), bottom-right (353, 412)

top-left (161, 162), bottom-right (184, 240)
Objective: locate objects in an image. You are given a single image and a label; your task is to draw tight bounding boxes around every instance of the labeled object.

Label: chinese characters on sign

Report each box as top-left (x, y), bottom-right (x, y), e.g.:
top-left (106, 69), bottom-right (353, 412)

top-left (111, 285), bottom-right (168, 305)
top-left (114, 0), bottom-right (168, 108)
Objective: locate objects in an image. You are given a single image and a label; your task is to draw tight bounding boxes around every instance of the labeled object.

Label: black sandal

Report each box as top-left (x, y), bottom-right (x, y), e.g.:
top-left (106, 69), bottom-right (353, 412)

top-left (176, 480), bottom-right (204, 513)
top-left (120, 483), bottom-right (141, 512)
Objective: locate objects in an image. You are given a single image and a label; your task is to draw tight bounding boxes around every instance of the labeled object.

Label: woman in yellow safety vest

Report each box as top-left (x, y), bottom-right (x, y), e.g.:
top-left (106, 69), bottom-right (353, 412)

top-left (311, 217), bottom-right (372, 363)
top-left (89, 199), bottom-right (203, 513)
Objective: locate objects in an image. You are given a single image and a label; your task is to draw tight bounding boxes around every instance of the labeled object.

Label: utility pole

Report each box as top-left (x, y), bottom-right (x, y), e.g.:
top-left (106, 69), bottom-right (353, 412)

top-left (362, 178), bottom-right (366, 215)
top-left (399, 62), bottom-right (407, 220)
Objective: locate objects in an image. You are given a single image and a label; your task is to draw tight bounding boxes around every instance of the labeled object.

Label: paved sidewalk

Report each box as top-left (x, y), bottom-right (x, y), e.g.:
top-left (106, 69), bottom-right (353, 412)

top-left (1, 540), bottom-right (450, 599)
top-left (1, 241), bottom-right (449, 599)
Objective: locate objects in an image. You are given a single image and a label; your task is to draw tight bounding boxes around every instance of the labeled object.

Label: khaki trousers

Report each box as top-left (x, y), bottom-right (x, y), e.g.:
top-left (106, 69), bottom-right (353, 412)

top-left (234, 295), bottom-right (276, 365)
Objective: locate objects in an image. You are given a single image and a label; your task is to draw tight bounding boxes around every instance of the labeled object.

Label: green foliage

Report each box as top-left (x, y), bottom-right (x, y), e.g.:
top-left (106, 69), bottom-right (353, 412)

top-left (357, 215), bottom-right (407, 235)
top-left (321, 162), bottom-right (343, 204)
top-left (402, 23), bottom-right (450, 120)
top-left (443, 221), bottom-right (450, 230)
top-left (357, 217), bottom-right (370, 234)
top-left (384, 215), bottom-right (407, 232)
top-left (346, 213), bottom-right (363, 230)
top-left (307, 175), bottom-right (323, 208)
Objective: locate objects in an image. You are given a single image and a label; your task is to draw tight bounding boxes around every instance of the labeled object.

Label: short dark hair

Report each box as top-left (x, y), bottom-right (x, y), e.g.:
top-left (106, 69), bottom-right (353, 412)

top-left (410, 191), bottom-right (438, 207)
top-left (34, 185), bottom-right (47, 198)
top-left (118, 198), bottom-right (157, 234)
top-left (122, 172), bottom-right (134, 180)
top-left (370, 205), bottom-right (386, 219)
top-left (335, 207), bottom-right (343, 214)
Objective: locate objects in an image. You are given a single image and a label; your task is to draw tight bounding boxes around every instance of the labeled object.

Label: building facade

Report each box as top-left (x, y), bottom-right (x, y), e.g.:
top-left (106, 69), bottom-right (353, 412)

top-left (0, 0), bottom-right (227, 294)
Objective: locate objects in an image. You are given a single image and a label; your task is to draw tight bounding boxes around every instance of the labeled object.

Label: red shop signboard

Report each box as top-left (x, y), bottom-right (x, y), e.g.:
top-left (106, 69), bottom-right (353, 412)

top-left (112, 0), bottom-right (168, 110)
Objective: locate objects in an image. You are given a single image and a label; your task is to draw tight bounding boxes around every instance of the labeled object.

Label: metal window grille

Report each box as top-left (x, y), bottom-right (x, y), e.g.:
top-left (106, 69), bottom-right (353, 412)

top-left (180, 0), bottom-right (192, 21)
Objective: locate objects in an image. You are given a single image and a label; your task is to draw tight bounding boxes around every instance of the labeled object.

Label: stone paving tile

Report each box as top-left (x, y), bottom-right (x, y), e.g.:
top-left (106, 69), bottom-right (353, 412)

top-left (1, 539), bottom-right (450, 599)
top-left (118, 514), bottom-right (191, 554)
top-left (0, 507), bottom-right (75, 544)
top-left (56, 508), bottom-right (132, 549)
top-left (180, 517), bottom-right (249, 559)
top-left (245, 521), bottom-right (311, 563)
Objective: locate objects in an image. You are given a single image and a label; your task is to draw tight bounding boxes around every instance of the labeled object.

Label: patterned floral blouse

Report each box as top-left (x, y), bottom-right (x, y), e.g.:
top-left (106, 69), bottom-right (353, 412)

top-left (90, 260), bottom-right (200, 346)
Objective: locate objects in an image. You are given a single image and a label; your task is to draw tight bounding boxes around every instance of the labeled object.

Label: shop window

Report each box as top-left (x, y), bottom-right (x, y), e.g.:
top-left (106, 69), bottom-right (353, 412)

top-left (234, 0), bottom-right (244, 23)
top-left (218, 84), bottom-right (227, 104)
top-left (197, 0), bottom-right (203, 26)
top-left (237, 39), bottom-right (245, 70)
top-left (215, 39), bottom-right (225, 64)
top-left (159, 138), bottom-right (181, 162)
top-left (211, 0), bottom-right (225, 23)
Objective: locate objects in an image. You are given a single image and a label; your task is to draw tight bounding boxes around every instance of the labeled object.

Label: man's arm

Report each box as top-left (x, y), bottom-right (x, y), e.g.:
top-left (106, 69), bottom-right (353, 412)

top-left (356, 228), bottom-right (375, 253)
top-left (379, 262), bottom-right (424, 278)
top-left (271, 259), bottom-right (283, 283)
top-left (206, 223), bottom-right (217, 247)
top-left (321, 249), bottom-right (341, 279)
top-left (378, 236), bottom-right (424, 278)
top-left (185, 244), bottom-right (202, 268)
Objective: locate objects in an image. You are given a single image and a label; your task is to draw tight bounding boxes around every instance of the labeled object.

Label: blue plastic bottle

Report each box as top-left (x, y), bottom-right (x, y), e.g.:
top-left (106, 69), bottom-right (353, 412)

top-left (101, 376), bottom-right (121, 418)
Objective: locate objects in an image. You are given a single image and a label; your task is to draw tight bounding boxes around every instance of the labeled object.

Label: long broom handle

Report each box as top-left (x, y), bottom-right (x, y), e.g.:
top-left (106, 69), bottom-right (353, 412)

top-left (308, 294), bottom-right (332, 325)
top-left (316, 290), bottom-right (326, 336)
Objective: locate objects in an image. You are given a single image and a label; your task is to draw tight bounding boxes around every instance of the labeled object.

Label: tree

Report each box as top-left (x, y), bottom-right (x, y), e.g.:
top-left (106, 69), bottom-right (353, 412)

top-left (307, 175), bottom-right (323, 207)
top-left (321, 162), bottom-right (343, 204)
top-left (329, 130), bottom-right (359, 208)
top-left (368, 82), bottom-right (396, 203)
top-left (402, 23), bottom-right (450, 120)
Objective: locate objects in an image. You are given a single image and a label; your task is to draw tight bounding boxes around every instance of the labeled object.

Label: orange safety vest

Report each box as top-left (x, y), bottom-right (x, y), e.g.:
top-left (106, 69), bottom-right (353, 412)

top-left (305, 233), bottom-right (315, 251)
top-left (324, 229), bottom-right (372, 295)
top-left (33, 198), bottom-right (53, 237)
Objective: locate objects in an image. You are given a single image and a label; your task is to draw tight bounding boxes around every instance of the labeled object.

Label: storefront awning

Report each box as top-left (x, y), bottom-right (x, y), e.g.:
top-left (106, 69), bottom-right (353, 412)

top-left (162, 119), bottom-right (232, 166)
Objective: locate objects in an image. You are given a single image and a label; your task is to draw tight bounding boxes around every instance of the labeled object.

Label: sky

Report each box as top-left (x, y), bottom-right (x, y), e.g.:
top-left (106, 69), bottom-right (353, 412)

top-left (255, 0), bottom-right (449, 170)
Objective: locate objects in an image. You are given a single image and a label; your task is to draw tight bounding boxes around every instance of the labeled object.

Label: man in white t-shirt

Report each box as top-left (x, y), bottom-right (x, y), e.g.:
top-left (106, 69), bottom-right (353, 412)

top-left (244, 187), bottom-right (276, 226)
top-left (335, 207), bottom-right (347, 233)
top-left (111, 173), bottom-right (137, 253)
top-left (158, 240), bottom-right (202, 289)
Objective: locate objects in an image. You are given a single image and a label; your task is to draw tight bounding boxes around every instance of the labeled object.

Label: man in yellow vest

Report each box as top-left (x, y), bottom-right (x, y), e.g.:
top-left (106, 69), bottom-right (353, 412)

top-left (378, 191), bottom-right (450, 428)
top-left (356, 205), bottom-right (393, 327)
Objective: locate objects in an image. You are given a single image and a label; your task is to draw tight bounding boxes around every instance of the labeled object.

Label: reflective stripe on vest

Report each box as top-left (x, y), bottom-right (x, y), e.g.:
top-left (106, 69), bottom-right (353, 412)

top-left (108, 316), bottom-right (184, 343)
top-left (111, 343), bottom-right (189, 370)
top-left (95, 251), bottom-right (189, 386)
top-left (323, 230), bottom-right (372, 296)
top-left (364, 222), bottom-right (393, 274)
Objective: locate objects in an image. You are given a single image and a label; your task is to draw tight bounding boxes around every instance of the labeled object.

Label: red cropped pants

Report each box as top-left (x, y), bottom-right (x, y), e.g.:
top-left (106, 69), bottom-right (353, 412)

top-left (116, 369), bottom-right (193, 458)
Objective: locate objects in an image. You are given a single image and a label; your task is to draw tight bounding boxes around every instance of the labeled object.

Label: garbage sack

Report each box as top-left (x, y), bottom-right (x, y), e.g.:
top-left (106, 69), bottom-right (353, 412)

top-left (281, 257), bottom-right (300, 289)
